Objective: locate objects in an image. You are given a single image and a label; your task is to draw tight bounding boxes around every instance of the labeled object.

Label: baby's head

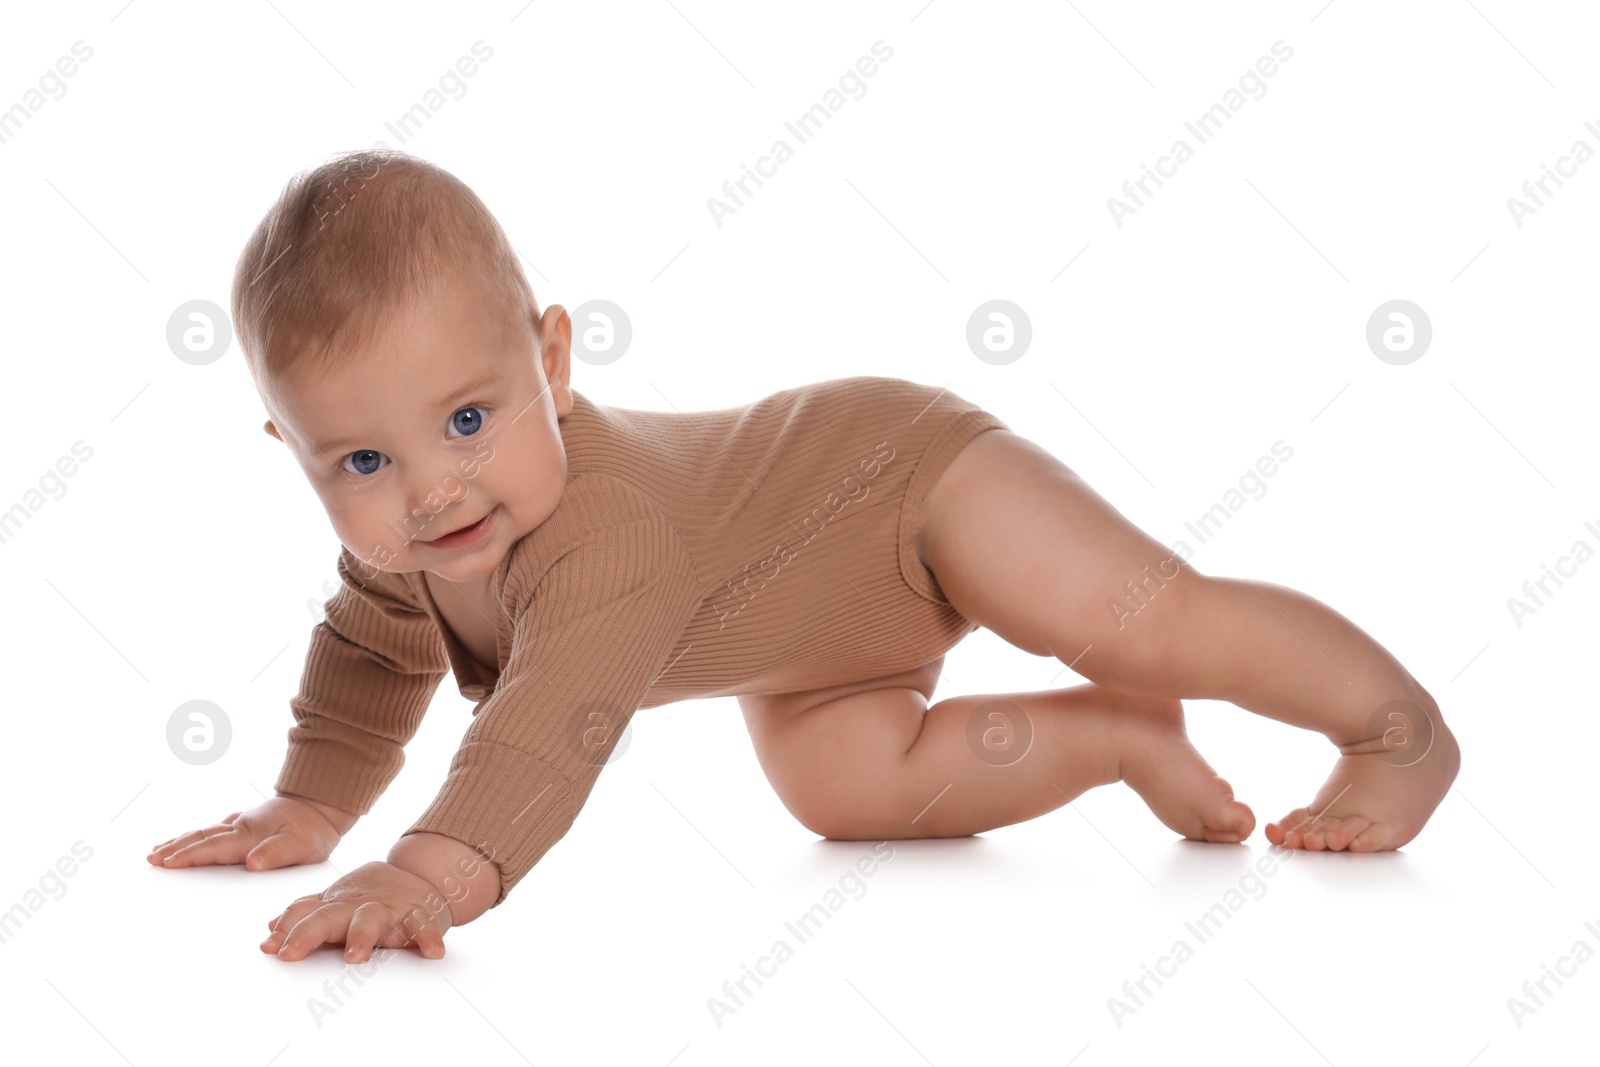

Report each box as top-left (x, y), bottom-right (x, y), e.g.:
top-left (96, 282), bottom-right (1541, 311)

top-left (232, 150), bottom-right (572, 586)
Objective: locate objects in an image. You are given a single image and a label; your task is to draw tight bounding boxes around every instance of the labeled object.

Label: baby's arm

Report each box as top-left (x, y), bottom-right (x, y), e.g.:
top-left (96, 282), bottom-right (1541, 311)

top-left (151, 548), bottom-right (448, 874)
top-left (262, 483), bottom-right (703, 960)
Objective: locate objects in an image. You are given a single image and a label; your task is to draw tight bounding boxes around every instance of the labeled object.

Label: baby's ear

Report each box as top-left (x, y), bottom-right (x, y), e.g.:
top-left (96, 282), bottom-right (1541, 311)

top-left (263, 419), bottom-right (283, 442)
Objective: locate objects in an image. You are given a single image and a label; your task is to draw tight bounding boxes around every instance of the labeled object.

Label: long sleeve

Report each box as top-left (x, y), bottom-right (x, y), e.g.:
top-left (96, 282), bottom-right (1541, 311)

top-left (402, 476), bottom-right (703, 907)
top-left (273, 545), bottom-right (450, 816)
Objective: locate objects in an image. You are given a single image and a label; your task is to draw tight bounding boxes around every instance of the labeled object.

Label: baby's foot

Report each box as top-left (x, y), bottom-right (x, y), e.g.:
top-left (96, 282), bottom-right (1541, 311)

top-left (1264, 718), bottom-right (1460, 852)
top-left (1118, 696), bottom-right (1255, 844)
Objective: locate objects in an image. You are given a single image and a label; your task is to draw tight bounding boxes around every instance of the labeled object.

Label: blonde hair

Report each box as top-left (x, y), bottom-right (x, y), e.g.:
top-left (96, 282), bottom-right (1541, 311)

top-left (231, 149), bottom-right (538, 389)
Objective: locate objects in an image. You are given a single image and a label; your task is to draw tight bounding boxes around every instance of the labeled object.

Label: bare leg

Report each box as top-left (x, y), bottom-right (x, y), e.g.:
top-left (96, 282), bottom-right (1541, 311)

top-left (1159, 576), bottom-right (1460, 851)
top-left (740, 681), bottom-right (1254, 845)
top-left (915, 429), bottom-right (1461, 852)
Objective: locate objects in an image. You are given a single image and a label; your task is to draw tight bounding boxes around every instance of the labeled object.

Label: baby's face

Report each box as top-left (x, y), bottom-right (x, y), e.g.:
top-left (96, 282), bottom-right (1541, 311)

top-left (261, 272), bottom-right (573, 588)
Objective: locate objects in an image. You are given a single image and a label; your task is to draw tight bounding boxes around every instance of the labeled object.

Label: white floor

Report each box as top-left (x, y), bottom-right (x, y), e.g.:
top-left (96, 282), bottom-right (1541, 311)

top-left (7, 620), bottom-right (1594, 1066)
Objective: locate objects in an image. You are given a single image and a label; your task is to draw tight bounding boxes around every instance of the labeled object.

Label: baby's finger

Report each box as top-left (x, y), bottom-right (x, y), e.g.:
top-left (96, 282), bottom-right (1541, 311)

top-left (274, 905), bottom-right (350, 962)
top-left (400, 907), bottom-right (447, 960)
top-left (147, 832), bottom-right (186, 854)
top-left (343, 901), bottom-right (392, 964)
top-left (147, 823), bottom-right (231, 860)
top-left (162, 812), bottom-right (242, 848)
top-left (245, 832), bottom-right (320, 872)
top-left (260, 895), bottom-right (327, 953)
top-left (160, 828), bottom-right (248, 868)
top-left (150, 831), bottom-right (227, 863)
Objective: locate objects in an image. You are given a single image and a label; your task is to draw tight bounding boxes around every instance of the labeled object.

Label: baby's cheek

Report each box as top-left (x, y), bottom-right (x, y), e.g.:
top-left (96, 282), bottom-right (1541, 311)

top-left (326, 507), bottom-right (403, 570)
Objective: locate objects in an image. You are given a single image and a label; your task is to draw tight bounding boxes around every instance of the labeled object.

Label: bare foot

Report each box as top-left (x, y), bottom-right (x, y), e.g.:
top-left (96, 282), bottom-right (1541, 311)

top-left (1264, 718), bottom-right (1460, 852)
top-left (1118, 696), bottom-right (1255, 844)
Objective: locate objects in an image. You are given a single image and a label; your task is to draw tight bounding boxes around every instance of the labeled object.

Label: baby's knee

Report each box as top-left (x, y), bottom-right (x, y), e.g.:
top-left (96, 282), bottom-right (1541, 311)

top-left (1077, 567), bottom-right (1215, 696)
top-left (784, 778), bottom-right (930, 841)
top-left (786, 788), bottom-right (886, 841)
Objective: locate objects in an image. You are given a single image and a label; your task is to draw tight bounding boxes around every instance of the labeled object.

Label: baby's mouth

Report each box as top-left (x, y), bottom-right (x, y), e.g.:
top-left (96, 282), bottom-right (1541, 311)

top-left (427, 506), bottom-right (496, 543)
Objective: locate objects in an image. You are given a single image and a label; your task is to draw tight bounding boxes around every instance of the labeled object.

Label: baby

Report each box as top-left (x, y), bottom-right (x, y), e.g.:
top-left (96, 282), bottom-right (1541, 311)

top-left (149, 150), bottom-right (1460, 964)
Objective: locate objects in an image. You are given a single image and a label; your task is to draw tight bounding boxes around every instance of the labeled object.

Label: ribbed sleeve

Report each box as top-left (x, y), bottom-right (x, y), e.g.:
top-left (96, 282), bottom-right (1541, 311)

top-left (273, 546), bottom-right (450, 816)
top-left (402, 475), bottom-right (703, 906)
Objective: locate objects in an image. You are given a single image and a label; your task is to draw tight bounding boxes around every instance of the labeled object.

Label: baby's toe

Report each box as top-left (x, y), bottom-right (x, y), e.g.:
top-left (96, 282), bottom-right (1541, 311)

top-left (1321, 816), bottom-right (1369, 851)
top-left (1266, 807), bottom-right (1312, 847)
top-left (1205, 797), bottom-right (1254, 843)
top-left (1348, 821), bottom-right (1396, 852)
top-left (1304, 815), bottom-right (1352, 851)
top-left (1302, 815), bottom-right (1341, 851)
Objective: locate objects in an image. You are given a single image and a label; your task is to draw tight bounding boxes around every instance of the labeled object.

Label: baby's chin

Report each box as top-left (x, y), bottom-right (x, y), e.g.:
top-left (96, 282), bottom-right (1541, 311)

top-left (423, 552), bottom-right (508, 585)
top-left (414, 514), bottom-right (523, 579)
top-left (340, 499), bottom-right (545, 579)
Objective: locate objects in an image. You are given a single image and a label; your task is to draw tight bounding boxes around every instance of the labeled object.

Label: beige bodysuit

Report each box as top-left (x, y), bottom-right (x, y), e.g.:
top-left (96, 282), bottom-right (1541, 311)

top-left (273, 375), bottom-right (1011, 906)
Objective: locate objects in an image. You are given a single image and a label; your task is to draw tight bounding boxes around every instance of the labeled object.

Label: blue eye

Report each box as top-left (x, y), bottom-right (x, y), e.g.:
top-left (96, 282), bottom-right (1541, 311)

top-left (343, 449), bottom-right (387, 476)
top-left (449, 406), bottom-right (485, 437)
top-left (337, 406), bottom-right (484, 477)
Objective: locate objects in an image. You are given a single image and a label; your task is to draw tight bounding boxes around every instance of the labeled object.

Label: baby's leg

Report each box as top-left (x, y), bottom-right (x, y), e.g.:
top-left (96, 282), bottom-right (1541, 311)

top-left (738, 663), bottom-right (1253, 843)
top-left (915, 429), bottom-right (1460, 852)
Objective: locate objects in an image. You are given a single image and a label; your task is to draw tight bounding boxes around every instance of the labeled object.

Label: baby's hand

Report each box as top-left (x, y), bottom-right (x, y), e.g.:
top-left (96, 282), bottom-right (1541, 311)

top-left (260, 861), bottom-right (451, 962)
top-left (147, 794), bottom-right (354, 872)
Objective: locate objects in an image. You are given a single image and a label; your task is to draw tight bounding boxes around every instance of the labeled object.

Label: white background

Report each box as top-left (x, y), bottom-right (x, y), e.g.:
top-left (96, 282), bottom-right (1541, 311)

top-left (2, 2), bottom-right (1596, 1064)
